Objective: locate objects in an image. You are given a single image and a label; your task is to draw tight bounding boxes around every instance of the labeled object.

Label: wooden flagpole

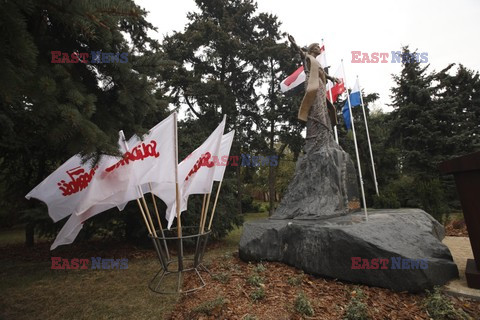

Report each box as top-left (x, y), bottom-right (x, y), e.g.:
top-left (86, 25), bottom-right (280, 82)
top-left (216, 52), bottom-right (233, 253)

top-left (199, 194), bottom-right (207, 233)
top-left (136, 198), bottom-right (153, 235)
top-left (173, 113), bottom-right (184, 271)
top-left (207, 181), bottom-right (223, 230)
top-left (141, 195), bottom-right (158, 237)
top-left (201, 192), bottom-right (212, 233)
top-left (148, 183), bottom-right (170, 259)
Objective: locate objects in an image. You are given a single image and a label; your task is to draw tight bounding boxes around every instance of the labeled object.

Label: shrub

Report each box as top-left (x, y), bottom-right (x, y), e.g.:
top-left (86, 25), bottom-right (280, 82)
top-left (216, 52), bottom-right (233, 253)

top-left (424, 287), bottom-right (469, 320)
top-left (212, 272), bottom-right (230, 284)
top-left (192, 297), bottom-right (227, 316)
top-left (247, 274), bottom-right (264, 287)
top-left (294, 292), bottom-right (314, 316)
top-left (250, 287), bottom-right (265, 302)
top-left (254, 263), bottom-right (266, 273)
top-left (372, 192), bottom-right (400, 209)
top-left (287, 273), bottom-right (304, 286)
top-left (242, 194), bottom-right (260, 213)
top-left (344, 288), bottom-right (370, 320)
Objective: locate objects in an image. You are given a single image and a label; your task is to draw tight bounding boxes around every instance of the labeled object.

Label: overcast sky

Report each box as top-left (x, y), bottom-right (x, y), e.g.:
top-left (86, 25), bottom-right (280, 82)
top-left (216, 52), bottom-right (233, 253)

top-left (137, 0), bottom-right (480, 112)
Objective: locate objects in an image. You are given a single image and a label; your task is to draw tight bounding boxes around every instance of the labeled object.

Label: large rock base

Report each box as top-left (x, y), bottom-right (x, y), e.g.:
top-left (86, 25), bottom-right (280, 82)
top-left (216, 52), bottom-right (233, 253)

top-left (239, 209), bottom-right (458, 292)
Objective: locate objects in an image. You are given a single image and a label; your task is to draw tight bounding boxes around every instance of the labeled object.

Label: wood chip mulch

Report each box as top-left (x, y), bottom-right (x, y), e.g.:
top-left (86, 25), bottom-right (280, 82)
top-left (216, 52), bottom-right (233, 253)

top-left (167, 253), bottom-right (480, 320)
top-left (445, 218), bottom-right (469, 237)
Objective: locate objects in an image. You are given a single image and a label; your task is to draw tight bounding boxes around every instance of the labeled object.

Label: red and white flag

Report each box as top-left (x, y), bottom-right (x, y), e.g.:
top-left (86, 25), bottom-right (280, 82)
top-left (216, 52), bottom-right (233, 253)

top-left (72, 113), bottom-right (177, 216)
top-left (213, 130), bottom-right (235, 182)
top-left (49, 113), bottom-right (178, 249)
top-left (155, 117), bottom-right (226, 229)
top-left (25, 152), bottom-right (119, 222)
top-left (326, 65), bottom-right (346, 103)
top-left (280, 45), bottom-right (326, 93)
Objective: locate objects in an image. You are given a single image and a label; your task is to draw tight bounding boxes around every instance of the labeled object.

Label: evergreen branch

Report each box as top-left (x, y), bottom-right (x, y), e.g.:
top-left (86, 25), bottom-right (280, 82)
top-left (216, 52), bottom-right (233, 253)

top-left (184, 95), bottom-right (201, 118)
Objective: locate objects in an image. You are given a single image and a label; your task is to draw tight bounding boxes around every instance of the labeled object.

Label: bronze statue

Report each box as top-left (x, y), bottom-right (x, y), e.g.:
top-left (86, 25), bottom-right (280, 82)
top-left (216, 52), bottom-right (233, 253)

top-left (288, 35), bottom-right (340, 152)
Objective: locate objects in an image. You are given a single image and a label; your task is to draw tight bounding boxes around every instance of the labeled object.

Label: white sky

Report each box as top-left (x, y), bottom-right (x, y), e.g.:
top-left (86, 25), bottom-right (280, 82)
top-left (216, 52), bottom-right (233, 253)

top-left (137, 0), bottom-right (480, 112)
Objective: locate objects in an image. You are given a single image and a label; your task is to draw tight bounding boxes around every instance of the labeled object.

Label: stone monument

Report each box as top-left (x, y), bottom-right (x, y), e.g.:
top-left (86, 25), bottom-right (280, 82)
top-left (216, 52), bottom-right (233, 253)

top-left (239, 36), bottom-right (458, 292)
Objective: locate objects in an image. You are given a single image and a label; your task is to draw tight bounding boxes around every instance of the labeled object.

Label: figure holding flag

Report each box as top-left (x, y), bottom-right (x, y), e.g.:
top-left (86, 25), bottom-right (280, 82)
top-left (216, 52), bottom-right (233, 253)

top-left (287, 34), bottom-right (341, 153)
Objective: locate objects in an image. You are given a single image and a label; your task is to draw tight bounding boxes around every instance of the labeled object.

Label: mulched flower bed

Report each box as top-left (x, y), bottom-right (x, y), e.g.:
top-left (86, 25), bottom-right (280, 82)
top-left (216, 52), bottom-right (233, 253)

top-left (168, 252), bottom-right (480, 320)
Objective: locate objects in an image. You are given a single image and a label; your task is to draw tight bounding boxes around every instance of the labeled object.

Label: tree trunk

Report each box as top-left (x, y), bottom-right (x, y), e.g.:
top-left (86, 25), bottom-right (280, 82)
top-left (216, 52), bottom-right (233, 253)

top-left (268, 119), bottom-right (275, 216)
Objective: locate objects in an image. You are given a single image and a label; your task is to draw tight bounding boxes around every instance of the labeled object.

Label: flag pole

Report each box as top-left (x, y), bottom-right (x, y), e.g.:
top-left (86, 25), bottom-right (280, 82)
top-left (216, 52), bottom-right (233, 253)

top-left (341, 60), bottom-right (368, 221)
top-left (322, 39), bottom-right (339, 144)
top-left (119, 131), bottom-right (157, 234)
top-left (207, 181), bottom-right (223, 230)
top-left (357, 76), bottom-right (379, 196)
top-left (173, 112), bottom-right (184, 271)
top-left (199, 194), bottom-right (207, 233)
top-left (202, 193), bottom-right (212, 233)
top-left (149, 182), bottom-right (170, 259)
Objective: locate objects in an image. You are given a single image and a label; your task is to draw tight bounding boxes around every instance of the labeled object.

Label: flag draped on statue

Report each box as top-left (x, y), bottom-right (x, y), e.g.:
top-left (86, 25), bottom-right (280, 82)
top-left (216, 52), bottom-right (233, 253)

top-left (280, 45), bottom-right (326, 93)
top-left (342, 78), bottom-right (362, 130)
top-left (157, 117), bottom-right (226, 229)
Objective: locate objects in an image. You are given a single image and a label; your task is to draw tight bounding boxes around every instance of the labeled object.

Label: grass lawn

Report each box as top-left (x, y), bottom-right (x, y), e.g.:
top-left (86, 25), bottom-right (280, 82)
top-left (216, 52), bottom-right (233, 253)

top-left (0, 212), bottom-right (268, 320)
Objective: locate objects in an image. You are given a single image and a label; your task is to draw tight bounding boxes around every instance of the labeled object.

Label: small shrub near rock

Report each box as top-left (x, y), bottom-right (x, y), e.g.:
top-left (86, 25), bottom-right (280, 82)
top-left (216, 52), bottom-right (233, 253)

top-left (247, 274), bottom-right (264, 287)
top-left (287, 272), bottom-right (304, 286)
top-left (344, 288), bottom-right (370, 320)
top-left (294, 292), bottom-right (314, 316)
top-left (254, 262), bottom-right (266, 273)
top-left (250, 287), bottom-right (265, 302)
top-left (424, 287), bottom-right (470, 320)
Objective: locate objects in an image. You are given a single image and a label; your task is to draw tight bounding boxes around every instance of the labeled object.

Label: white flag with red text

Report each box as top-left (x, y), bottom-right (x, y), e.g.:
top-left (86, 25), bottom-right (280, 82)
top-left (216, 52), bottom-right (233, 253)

top-left (72, 113), bottom-right (176, 216)
top-left (213, 130), bottom-right (235, 182)
top-left (25, 152), bottom-right (118, 222)
top-left (50, 132), bottom-right (157, 250)
top-left (155, 117), bottom-right (226, 229)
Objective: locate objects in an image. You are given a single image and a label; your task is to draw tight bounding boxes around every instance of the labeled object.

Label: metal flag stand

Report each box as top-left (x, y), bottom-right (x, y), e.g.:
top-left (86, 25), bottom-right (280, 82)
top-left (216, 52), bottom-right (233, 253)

top-left (148, 226), bottom-right (211, 294)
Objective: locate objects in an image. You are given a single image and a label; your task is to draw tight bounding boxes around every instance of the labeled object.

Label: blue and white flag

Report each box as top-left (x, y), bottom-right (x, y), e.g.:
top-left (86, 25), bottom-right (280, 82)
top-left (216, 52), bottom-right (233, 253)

top-left (342, 78), bottom-right (362, 130)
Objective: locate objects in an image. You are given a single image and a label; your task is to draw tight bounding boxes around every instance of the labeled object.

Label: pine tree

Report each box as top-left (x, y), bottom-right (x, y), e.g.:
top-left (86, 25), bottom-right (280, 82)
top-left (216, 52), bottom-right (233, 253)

top-left (162, 0), bottom-right (278, 215)
top-left (0, 0), bottom-right (168, 245)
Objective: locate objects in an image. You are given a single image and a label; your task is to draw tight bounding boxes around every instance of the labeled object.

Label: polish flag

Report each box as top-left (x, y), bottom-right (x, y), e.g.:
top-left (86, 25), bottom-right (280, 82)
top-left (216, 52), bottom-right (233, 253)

top-left (280, 45), bottom-right (326, 93)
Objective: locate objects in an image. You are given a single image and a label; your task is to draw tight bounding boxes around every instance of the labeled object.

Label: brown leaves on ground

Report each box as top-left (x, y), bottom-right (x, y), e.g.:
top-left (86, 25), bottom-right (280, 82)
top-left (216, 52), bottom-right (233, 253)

top-left (445, 217), bottom-right (469, 237)
top-left (168, 253), bottom-right (480, 320)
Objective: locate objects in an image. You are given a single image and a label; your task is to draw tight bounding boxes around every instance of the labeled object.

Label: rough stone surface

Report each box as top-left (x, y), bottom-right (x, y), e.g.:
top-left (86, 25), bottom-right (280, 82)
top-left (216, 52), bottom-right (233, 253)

top-left (239, 209), bottom-right (459, 292)
top-left (271, 141), bottom-right (359, 220)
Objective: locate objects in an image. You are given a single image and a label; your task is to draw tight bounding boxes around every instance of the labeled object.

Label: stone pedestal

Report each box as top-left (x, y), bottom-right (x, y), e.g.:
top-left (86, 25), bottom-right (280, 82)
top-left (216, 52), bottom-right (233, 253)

top-left (271, 141), bottom-right (359, 220)
top-left (239, 209), bottom-right (458, 292)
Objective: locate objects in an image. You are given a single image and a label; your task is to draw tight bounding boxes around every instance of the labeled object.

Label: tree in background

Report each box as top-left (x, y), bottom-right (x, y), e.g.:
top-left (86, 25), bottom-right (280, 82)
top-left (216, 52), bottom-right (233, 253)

top-left (161, 0), bottom-right (304, 218)
top-left (0, 0), bottom-right (168, 245)
top-left (383, 47), bottom-right (479, 219)
top-left (255, 13), bottom-right (304, 215)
